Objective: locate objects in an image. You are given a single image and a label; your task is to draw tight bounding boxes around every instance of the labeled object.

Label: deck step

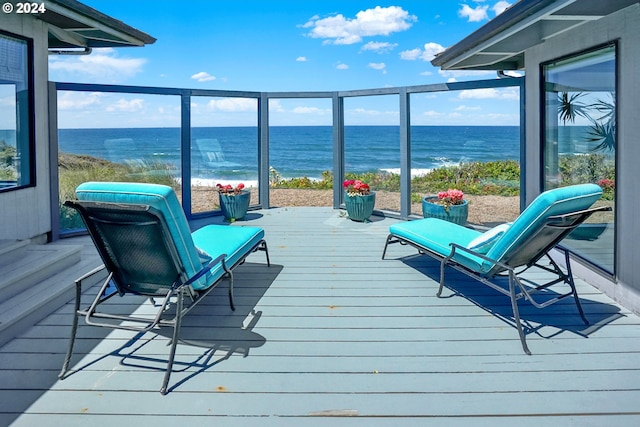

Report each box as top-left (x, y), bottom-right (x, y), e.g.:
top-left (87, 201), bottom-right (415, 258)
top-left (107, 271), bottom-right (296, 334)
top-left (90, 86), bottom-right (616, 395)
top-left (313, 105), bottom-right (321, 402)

top-left (0, 242), bottom-right (106, 347)
top-left (0, 243), bottom-right (82, 302)
top-left (0, 239), bottom-right (31, 257)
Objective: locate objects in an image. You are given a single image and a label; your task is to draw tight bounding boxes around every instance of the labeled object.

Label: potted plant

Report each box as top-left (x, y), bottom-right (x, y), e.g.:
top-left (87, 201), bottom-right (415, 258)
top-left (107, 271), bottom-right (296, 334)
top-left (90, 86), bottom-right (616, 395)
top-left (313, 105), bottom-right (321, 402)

top-left (422, 188), bottom-right (468, 225)
top-left (343, 179), bottom-right (376, 222)
top-left (216, 182), bottom-right (250, 222)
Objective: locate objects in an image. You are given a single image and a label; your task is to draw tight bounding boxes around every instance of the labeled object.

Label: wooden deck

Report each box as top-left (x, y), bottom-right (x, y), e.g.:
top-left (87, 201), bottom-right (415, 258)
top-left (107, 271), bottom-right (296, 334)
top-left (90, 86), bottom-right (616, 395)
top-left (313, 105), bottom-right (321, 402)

top-left (2, 207), bottom-right (640, 426)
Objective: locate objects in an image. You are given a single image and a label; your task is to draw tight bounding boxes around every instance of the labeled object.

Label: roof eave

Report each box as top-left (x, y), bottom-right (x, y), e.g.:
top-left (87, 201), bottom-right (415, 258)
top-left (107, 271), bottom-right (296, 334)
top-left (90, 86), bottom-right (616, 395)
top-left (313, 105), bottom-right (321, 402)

top-left (39, 0), bottom-right (156, 49)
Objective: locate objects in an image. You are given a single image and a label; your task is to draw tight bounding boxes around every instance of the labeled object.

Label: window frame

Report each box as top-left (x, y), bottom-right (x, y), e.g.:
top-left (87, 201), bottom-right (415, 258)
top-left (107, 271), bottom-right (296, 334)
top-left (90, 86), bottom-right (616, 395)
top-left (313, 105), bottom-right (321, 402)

top-left (540, 42), bottom-right (618, 276)
top-left (0, 30), bottom-right (36, 193)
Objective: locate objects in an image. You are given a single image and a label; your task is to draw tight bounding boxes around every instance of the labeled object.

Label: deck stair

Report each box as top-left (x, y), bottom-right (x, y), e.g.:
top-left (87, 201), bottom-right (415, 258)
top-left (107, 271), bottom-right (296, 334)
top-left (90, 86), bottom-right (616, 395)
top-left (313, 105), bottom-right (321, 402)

top-left (0, 238), bottom-right (104, 347)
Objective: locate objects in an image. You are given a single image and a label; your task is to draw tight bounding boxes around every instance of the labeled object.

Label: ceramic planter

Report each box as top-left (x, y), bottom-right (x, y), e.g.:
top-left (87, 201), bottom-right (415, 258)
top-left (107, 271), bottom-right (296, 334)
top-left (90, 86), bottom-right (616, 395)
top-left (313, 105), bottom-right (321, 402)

top-left (344, 192), bottom-right (376, 222)
top-left (219, 190), bottom-right (251, 221)
top-left (422, 196), bottom-right (468, 225)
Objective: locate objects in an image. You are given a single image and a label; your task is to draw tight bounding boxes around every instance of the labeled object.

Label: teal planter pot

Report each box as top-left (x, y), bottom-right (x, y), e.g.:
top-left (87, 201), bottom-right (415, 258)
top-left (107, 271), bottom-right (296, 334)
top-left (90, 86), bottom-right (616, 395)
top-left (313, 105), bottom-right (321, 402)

top-left (422, 196), bottom-right (468, 225)
top-left (219, 190), bottom-right (251, 222)
top-left (344, 192), bottom-right (376, 222)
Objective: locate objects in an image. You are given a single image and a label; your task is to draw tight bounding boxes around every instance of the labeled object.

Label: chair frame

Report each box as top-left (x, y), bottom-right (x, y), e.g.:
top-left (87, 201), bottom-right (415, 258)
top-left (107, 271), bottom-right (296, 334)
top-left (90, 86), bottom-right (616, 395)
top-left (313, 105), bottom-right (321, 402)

top-left (59, 200), bottom-right (269, 394)
top-left (383, 205), bottom-right (610, 354)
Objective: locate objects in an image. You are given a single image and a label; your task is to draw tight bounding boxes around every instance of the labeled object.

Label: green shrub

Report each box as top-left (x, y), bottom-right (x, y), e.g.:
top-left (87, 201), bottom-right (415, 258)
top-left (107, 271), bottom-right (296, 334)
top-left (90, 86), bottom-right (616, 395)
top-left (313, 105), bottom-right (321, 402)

top-left (58, 153), bottom-right (178, 230)
top-left (270, 160), bottom-right (522, 197)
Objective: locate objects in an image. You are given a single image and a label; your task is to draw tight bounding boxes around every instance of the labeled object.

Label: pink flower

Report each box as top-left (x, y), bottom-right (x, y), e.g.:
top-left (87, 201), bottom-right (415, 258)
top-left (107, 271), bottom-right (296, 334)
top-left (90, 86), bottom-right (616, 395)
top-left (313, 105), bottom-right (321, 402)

top-left (343, 179), bottom-right (371, 196)
top-left (436, 188), bottom-right (465, 210)
top-left (216, 183), bottom-right (246, 195)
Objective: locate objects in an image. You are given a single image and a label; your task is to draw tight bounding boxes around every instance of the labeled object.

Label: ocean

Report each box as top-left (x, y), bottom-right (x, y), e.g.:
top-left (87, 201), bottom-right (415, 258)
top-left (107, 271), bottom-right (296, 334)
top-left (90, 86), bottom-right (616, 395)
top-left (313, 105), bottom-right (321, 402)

top-left (58, 126), bottom-right (527, 186)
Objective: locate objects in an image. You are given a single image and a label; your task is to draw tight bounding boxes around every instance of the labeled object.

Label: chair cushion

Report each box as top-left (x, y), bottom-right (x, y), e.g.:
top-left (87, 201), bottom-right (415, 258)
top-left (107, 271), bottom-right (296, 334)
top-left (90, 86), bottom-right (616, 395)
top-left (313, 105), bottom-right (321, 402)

top-left (389, 218), bottom-right (486, 271)
top-left (75, 182), bottom-right (208, 289)
top-left (191, 225), bottom-right (265, 288)
top-left (484, 183), bottom-right (603, 269)
top-left (466, 223), bottom-right (511, 254)
top-left (390, 184), bottom-right (603, 275)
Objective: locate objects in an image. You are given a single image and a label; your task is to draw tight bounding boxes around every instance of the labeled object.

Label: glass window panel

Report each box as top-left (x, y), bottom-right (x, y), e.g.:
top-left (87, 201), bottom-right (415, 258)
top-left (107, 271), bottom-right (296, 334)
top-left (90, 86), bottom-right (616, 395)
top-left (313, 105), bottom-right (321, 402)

top-left (268, 98), bottom-right (333, 208)
top-left (191, 96), bottom-right (258, 214)
top-left (57, 92), bottom-right (181, 232)
top-left (543, 44), bottom-right (616, 274)
top-left (344, 95), bottom-right (400, 213)
top-left (409, 88), bottom-right (521, 226)
top-left (0, 32), bottom-right (33, 191)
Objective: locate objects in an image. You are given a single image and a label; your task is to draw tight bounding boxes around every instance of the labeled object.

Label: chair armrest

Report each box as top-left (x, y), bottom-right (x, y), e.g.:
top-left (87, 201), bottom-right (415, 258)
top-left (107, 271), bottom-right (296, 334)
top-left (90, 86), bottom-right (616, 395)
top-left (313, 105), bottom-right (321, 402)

top-left (181, 253), bottom-right (227, 289)
top-left (447, 243), bottom-right (512, 273)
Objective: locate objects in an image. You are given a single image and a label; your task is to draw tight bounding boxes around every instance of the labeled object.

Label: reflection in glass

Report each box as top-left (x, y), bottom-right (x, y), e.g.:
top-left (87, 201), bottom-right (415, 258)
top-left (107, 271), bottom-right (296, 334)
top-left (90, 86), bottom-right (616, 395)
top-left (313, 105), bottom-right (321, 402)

top-left (543, 44), bottom-right (616, 274)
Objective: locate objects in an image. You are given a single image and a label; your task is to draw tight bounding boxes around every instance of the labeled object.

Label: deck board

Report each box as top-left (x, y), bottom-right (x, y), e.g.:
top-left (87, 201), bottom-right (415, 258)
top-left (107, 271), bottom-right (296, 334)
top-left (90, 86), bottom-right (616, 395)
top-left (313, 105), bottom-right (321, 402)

top-left (2, 207), bottom-right (639, 426)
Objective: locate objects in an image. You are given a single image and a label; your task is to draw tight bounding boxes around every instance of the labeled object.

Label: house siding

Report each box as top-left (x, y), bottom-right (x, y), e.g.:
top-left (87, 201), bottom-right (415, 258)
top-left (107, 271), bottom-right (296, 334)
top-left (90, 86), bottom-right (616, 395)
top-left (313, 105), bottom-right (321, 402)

top-left (524, 3), bottom-right (640, 313)
top-left (0, 14), bottom-right (51, 242)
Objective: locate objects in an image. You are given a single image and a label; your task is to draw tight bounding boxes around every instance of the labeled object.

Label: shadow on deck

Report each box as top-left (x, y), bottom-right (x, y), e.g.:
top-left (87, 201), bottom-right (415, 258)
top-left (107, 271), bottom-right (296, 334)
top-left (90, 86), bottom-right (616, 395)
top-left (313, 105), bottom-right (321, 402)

top-left (1, 207), bottom-right (639, 426)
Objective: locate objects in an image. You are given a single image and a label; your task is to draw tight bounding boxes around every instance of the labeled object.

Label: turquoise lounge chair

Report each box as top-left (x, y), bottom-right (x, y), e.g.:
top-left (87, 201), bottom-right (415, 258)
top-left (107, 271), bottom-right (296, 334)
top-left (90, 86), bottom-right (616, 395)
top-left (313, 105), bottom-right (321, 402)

top-left (382, 184), bottom-right (610, 354)
top-left (59, 182), bottom-right (269, 394)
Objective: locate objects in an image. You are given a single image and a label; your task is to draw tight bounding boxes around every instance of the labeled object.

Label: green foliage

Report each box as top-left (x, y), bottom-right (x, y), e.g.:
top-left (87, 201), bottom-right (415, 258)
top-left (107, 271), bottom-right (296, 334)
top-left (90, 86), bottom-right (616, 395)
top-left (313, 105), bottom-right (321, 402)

top-left (270, 160), bottom-right (521, 197)
top-left (0, 140), bottom-right (17, 181)
top-left (558, 153), bottom-right (615, 200)
top-left (411, 160), bottom-right (521, 197)
top-left (58, 153), bottom-right (178, 230)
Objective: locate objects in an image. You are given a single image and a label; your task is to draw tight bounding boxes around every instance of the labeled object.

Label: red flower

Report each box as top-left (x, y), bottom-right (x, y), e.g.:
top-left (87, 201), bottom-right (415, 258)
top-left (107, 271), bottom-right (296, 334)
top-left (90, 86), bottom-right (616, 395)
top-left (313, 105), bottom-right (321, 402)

top-left (216, 183), bottom-right (246, 195)
top-left (343, 179), bottom-right (371, 196)
top-left (436, 188), bottom-right (465, 210)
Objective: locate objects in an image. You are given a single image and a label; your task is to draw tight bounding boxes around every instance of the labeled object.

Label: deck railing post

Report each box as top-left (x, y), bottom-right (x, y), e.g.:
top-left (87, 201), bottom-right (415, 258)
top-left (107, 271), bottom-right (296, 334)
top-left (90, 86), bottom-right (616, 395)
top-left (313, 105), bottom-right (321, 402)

top-left (399, 88), bottom-right (411, 219)
top-left (258, 93), bottom-right (270, 208)
top-left (332, 94), bottom-right (345, 209)
top-left (180, 91), bottom-right (192, 218)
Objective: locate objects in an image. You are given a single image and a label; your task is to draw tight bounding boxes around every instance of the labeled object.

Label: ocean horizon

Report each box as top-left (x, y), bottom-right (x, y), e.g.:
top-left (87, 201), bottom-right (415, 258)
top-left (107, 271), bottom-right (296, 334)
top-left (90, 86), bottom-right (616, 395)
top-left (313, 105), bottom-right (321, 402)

top-left (57, 125), bottom-right (592, 187)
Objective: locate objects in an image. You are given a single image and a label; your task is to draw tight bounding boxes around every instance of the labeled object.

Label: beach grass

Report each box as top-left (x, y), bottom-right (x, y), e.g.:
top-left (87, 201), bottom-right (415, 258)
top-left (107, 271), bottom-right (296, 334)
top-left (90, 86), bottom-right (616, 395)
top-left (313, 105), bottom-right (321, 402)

top-left (58, 153), bottom-right (613, 230)
top-left (58, 153), bottom-right (177, 229)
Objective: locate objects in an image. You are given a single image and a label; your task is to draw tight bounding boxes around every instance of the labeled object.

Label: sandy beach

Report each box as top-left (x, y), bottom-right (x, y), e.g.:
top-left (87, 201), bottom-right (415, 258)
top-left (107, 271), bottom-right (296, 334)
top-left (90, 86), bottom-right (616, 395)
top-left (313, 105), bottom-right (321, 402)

top-left (189, 187), bottom-right (521, 227)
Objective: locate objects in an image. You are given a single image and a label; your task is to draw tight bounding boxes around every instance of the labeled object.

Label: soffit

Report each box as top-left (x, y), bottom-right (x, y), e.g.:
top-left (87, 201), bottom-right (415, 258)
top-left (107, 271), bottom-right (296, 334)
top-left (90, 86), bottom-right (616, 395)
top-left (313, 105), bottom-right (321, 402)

top-left (35, 0), bottom-right (155, 49)
top-left (431, 0), bottom-right (638, 70)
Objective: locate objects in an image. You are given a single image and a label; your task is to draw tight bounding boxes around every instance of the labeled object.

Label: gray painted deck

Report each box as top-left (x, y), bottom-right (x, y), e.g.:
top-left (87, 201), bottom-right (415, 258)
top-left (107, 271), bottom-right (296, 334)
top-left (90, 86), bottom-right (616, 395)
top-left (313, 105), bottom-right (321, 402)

top-left (1, 207), bottom-right (639, 426)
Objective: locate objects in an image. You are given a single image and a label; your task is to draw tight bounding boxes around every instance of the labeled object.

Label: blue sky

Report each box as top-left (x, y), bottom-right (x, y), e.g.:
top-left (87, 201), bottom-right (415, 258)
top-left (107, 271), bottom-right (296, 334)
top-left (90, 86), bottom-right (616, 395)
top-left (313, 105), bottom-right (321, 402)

top-left (49, 1), bottom-right (521, 128)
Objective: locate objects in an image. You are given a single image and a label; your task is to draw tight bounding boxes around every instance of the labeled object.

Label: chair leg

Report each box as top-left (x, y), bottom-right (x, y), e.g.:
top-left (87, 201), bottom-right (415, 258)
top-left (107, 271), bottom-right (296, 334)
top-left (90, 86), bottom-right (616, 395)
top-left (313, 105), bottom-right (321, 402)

top-left (508, 270), bottom-right (531, 355)
top-left (563, 249), bottom-right (589, 325)
top-left (160, 289), bottom-right (184, 395)
top-left (59, 281), bottom-right (82, 379)
top-left (228, 269), bottom-right (235, 311)
top-left (382, 235), bottom-right (392, 259)
top-left (260, 240), bottom-right (271, 267)
top-left (436, 259), bottom-right (447, 297)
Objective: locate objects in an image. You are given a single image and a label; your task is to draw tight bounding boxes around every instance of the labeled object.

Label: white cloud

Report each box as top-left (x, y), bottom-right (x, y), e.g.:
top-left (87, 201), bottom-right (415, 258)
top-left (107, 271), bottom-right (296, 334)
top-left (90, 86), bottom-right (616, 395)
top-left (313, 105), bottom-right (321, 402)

top-left (493, 1), bottom-right (512, 15)
top-left (400, 48), bottom-right (422, 60)
top-left (0, 96), bottom-right (14, 107)
top-left (368, 62), bottom-right (387, 73)
top-left (459, 4), bottom-right (489, 22)
top-left (191, 71), bottom-right (216, 82)
top-left (303, 6), bottom-right (416, 45)
top-left (106, 98), bottom-right (145, 112)
top-left (459, 87), bottom-right (519, 100)
top-left (400, 42), bottom-right (446, 62)
top-left (422, 42), bottom-right (447, 61)
top-left (336, 63), bottom-right (349, 70)
top-left (207, 98), bottom-right (256, 112)
top-left (455, 105), bottom-right (481, 111)
top-left (423, 110), bottom-right (445, 118)
top-left (296, 56), bottom-right (308, 62)
top-left (292, 106), bottom-right (331, 115)
top-left (57, 91), bottom-right (104, 110)
top-left (361, 41), bottom-right (398, 53)
top-left (268, 99), bottom-right (285, 112)
top-left (48, 48), bottom-right (146, 82)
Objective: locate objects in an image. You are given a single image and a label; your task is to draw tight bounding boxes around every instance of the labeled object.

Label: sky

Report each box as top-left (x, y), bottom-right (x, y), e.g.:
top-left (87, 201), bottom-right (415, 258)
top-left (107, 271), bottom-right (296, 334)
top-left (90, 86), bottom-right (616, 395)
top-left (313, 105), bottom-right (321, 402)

top-left (48, 0), bottom-right (521, 128)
